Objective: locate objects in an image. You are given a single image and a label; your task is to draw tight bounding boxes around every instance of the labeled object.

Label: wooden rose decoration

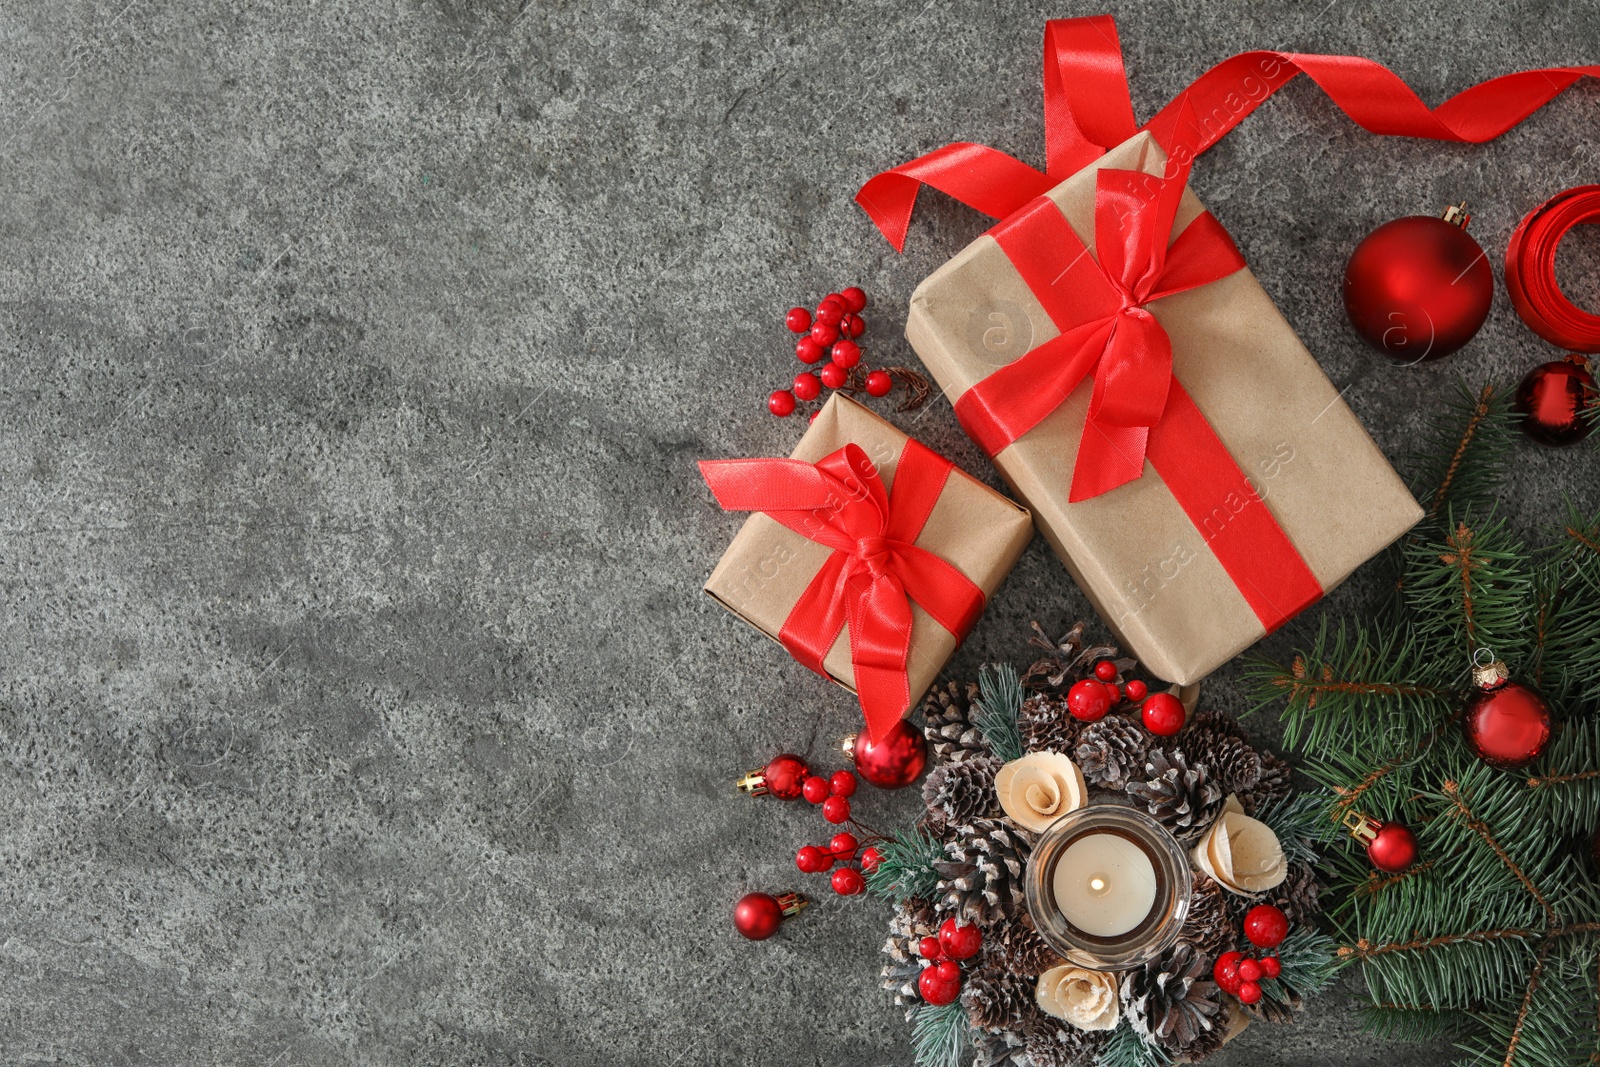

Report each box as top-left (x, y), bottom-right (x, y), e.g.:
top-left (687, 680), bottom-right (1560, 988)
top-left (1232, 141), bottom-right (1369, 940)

top-left (1037, 963), bottom-right (1119, 1031)
top-left (1190, 795), bottom-right (1287, 895)
top-left (995, 751), bottom-right (1088, 833)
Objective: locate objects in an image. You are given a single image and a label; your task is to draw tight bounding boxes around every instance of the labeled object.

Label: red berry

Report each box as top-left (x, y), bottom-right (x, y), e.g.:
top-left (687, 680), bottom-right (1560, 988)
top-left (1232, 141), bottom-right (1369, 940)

top-left (810, 321), bottom-right (839, 347)
top-left (1212, 950), bottom-right (1243, 994)
top-left (933, 960), bottom-right (960, 983)
top-left (801, 776), bottom-right (830, 804)
top-left (796, 845), bottom-right (832, 873)
top-left (860, 846), bottom-right (883, 872)
top-left (828, 832), bottom-right (858, 859)
top-left (1093, 660), bottom-right (1117, 682)
top-left (1067, 678), bottom-right (1112, 722)
top-left (1141, 692), bottom-right (1186, 737)
top-left (1244, 904), bottom-right (1289, 949)
top-left (840, 313), bottom-right (865, 338)
top-left (840, 286), bottom-right (868, 313)
top-left (918, 966), bottom-right (960, 1006)
top-left (815, 301), bottom-right (844, 327)
top-left (796, 336), bottom-right (826, 364)
top-left (792, 372), bottom-right (821, 401)
top-left (865, 370), bottom-right (892, 397)
top-left (821, 291), bottom-right (844, 309)
top-left (1123, 679), bottom-right (1148, 703)
top-left (938, 917), bottom-right (983, 960)
top-left (820, 362), bottom-right (848, 389)
top-left (1260, 956), bottom-right (1281, 978)
top-left (830, 340), bottom-right (861, 369)
top-left (785, 307), bottom-right (812, 333)
top-left (767, 390), bottom-right (796, 417)
top-left (831, 867), bottom-right (864, 896)
top-left (822, 795), bottom-right (851, 824)
top-left (829, 770), bottom-right (857, 798)
top-left (1236, 980), bottom-right (1262, 1005)
top-left (1237, 958), bottom-right (1263, 983)
top-left (918, 936), bottom-right (944, 960)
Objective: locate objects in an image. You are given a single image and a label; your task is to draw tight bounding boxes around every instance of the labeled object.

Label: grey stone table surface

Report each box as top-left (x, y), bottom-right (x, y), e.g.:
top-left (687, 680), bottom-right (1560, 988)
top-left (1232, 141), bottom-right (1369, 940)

top-left (1, 0), bottom-right (1598, 1064)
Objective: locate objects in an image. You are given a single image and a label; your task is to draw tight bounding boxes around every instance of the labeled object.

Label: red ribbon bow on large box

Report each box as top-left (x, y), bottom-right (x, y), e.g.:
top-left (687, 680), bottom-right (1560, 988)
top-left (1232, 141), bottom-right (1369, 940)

top-left (699, 442), bottom-right (984, 742)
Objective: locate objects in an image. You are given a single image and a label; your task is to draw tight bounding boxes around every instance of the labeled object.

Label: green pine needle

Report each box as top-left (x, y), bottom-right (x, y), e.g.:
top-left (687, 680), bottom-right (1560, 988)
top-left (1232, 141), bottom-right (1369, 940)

top-left (1256, 792), bottom-right (1337, 865)
top-left (973, 662), bottom-right (1025, 763)
top-left (864, 824), bottom-right (944, 905)
top-left (1095, 1020), bottom-right (1170, 1067)
top-left (910, 1001), bottom-right (970, 1067)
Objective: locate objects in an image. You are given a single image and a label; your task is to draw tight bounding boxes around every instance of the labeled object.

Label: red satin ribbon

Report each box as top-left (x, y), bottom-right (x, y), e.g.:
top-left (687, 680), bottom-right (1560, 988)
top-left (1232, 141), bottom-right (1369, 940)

top-left (699, 442), bottom-right (984, 742)
top-left (1505, 186), bottom-right (1600, 353)
top-left (954, 162), bottom-right (1248, 500)
top-left (856, 15), bottom-right (1600, 251)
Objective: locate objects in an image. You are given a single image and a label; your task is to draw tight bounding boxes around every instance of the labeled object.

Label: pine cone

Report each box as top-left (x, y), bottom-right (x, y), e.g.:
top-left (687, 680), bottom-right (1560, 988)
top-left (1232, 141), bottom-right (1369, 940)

top-left (880, 897), bottom-right (940, 1019)
top-left (983, 912), bottom-right (1060, 977)
top-left (963, 961), bottom-right (1040, 1034)
top-left (1235, 750), bottom-right (1293, 816)
top-left (1020, 620), bottom-right (1125, 694)
top-left (1180, 873), bottom-right (1236, 958)
top-left (1075, 715), bottom-right (1149, 790)
top-left (1178, 729), bottom-right (1292, 817)
top-left (1126, 749), bottom-right (1224, 843)
top-left (1187, 709), bottom-right (1249, 744)
top-left (970, 1029), bottom-right (1030, 1067)
top-left (924, 756), bottom-right (1002, 829)
top-left (922, 679), bottom-right (987, 763)
top-left (1018, 695), bottom-right (1083, 755)
top-left (1024, 1022), bottom-right (1108, 1067)
top-left (1227, 861), bottom-right (1320, 928)
top-left (1120, 941), bottom-right (1225, 1052)
top-left (1242, 986), bottom-right (1301, 1025)
top-left (935, 818), bottom-right (1033, 926)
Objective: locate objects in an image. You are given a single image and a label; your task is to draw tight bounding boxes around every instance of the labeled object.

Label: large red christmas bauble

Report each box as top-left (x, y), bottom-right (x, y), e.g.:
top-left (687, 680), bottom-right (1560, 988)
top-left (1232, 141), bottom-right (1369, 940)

top-left (1513, 355), bottom-right (1597, 447)
top-left (1463, 676), bottom-right (1552, 770)
top-left (846, 719), bottom-right (928, 789)
top-left (1366, 821), bottom-right (1418, 873)
top-left (1344, 207), bottom-right (1492, 362)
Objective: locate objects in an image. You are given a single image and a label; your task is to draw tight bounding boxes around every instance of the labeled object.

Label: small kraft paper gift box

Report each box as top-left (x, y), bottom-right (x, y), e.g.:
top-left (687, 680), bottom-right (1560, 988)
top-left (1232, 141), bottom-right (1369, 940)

top-left (904, 131), bottom-right (1422, 685)
top-left (699, 393), bottom-right (1032, 741)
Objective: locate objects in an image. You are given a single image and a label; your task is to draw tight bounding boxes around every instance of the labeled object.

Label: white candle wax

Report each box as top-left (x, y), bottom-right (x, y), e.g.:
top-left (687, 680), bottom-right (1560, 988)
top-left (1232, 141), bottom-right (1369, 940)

top-left (1051, 832), bottom-right (1158, 937)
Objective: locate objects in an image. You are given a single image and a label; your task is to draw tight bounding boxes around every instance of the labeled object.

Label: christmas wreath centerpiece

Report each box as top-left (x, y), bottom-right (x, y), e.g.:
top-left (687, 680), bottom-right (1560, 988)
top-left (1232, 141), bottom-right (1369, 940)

top-left (869, 624), bottom-right (1337, 1067)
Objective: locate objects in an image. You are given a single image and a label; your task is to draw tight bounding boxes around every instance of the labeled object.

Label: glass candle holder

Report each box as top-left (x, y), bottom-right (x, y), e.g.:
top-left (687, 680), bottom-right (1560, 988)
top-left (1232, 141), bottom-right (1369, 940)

top-left (1024, 804), bottom-right (1192, 970)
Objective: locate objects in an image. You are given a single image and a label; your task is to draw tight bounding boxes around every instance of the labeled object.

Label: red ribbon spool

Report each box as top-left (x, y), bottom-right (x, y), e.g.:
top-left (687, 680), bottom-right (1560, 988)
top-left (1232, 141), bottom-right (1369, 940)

top-left (1505, 186), bottom-right (1600, 353)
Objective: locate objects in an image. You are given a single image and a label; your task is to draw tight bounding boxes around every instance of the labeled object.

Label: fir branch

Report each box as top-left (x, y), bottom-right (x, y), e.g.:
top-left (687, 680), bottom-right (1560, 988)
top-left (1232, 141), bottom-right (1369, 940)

top-left (1256, 792), bottom-right (1335, 864)
top-left (1441, 779), bottom-right (1557, 924)
top-left (973, 662), bottom-right (1025, 763)
top-left (864, 825), bottom-right (944, 905)
top-left (1269, 927), bottom-right (1341, 999)
top-left (1407, 381), bottom-right (1514, 525)
top-left (1359, 1003), bottom-right (1463, 1042)
top-left (910, 1001), bottom-right (970, 1067)
top-left (1095, 1020), bottom-right (1170, 1067)
top-left (1403, 514), bottom-right (1532, 664)
top-left (1341, 924), bottom-right (1600, 961)
top-left (1500, 945), bottom-right (1548, 1067)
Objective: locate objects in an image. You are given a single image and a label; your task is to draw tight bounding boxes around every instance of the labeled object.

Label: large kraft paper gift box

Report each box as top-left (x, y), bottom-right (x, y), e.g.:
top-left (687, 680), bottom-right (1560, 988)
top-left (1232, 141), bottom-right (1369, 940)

top-left (701, 393), bottom-right (1032, 740)
top-left (905, 131), bottom-right (1422, 685)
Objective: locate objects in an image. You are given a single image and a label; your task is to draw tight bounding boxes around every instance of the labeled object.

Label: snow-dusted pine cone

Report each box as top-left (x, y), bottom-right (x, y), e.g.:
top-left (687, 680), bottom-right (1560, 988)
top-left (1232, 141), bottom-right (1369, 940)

top-left (1236, 749), bottom-right (1293, 816)
top-left (1120, 940), bottom-right (1225, 1052)
top-left (1180, 872), bottom-right (1236, 958)
top-left (983, 912), bottom-right (1060, 977)
top-left (1178, 728), bottom-right (1292, 816)
top-left (1127, 749), bottom-right (1225, 843)
top-left (970, 1029), bottom-right (1030, 1067)
top-left (1024, 1022), bottom-right (1109, 1067)
top-left (880, 898), bottom-right (940, 1019)
top-left (1018, 695), bottom-right (1083, 755)
top-left (934, 818), bottom-right (1032, 926)
top-left (922, 755), bottom-right (1001, 829)
top-left (1186, 709), bottom-right (1249, 744)
top-left (962, 961), bottom-right (1040, 1034)
top-left (1075, 715), bottom-right (1150, 790)
top-left (920, 679), bottom-right (986, 763)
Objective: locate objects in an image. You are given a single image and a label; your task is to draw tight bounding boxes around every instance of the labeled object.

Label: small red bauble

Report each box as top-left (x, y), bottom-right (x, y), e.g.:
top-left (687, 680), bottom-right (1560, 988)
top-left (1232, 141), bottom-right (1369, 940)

top-left (918, 965), bottom-right (961, 1006)
top-left (801, 776), bottom-right (830, 804)
top-left (1067, 678), bottom-right (1111, 722)
top-left (865, 369), bottom-right (892, 397)
top-left (1514, 356), bottom-right (1597, 447)
top-left (1463, 662), bottom-right (1552, 770)
top-left (815, 301), bottom-right (844, 327)
top-left (1093, 660), bottom-right (1117, 682)
top-left (820, 362), bottom-right (849, 389)
top-left (919, 936), bottom-right (944, 960)
top-left (1343, 205), bottom-right (1492, 362)
top-left (860, 846), bottom-right (883, 872)
top-left (1212, 951), bottom-right (1243, 995)
top-left (796, 336), bottom-right (826, 364)
top-left (830, 340), bottom-right (861, 369)
top-left (796, 845), bottom-right (831, 874)
top-left (1366, 821), bottom-right (1419, 873)
top-left (793, 372), bottom-right (821, 401)
top-left (829, 832), bottom-right (858, 859)
top-left (733, 892), bottom-right (805, 940)
top-left (1123, 679), bottom-right (1148, 703)
top-left (829, 770), bottom-right (857, 798)
top-left (846, 720), bottom-right (928, 789)
top-left (1236, 958), bottom-right (1263, 983)
top-left (1140, 692), bottom-right (1186, 737)
top-left (810, 321), bottom-right (840, 347)
top-left (938, 917), bottom-right (983, 960)
top-left (831, 867), bottom-right (864, 896)
top-left (1260, 956), bottom-right (1282, 979)
top-left (841, 313), bottom-right (865, 339)
top-left (822, 796), bottom-right (851, 824)
top-left (785, 307), bottom-right (812, 334)
top-left (767, 390), bottom-right (796, 417)
top-left (1244, 904), bottom-right (1289, 949)
top-left (1236, 980), bottom-right (1263, 1006)
top-left (735, 753), bottom-right (809, 800)
top-left (840, 286), bottom-right (868, 313)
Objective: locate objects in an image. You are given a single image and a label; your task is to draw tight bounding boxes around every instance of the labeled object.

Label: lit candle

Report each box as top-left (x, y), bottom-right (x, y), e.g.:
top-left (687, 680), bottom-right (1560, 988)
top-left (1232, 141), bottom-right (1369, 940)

top-left (1051, 832), bottom-right (1158, 938)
